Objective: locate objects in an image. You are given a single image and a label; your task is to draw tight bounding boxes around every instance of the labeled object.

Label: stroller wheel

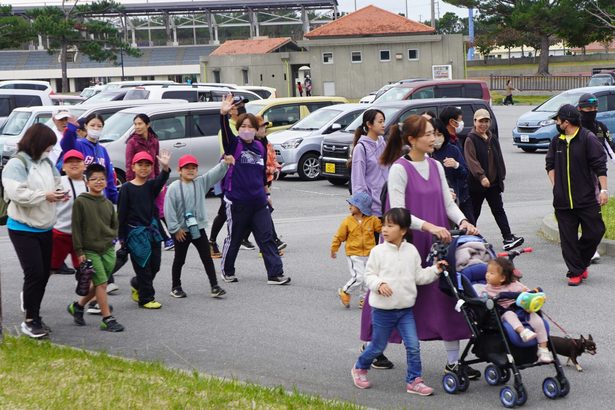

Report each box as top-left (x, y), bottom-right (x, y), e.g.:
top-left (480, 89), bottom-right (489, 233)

top-left (515, 385), bottom-right (528, 406)
top-left (442, 373), bottom-right (460, 394)
top-left (542, 377), bottom-right (561, 400)
top-left (499, 367), bottom-right (511, 384)
top-left (500, 386), bottom-right (517, 408)
top-left (557, 376), bottom-right (570, 397)
top-left (458, 370), bottom-right (470, 392)
top-left (485, 365), bottom-right (502, 386)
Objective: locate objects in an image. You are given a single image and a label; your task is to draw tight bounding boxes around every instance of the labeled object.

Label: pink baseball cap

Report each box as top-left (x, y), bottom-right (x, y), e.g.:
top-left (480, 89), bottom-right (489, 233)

top-left (178, 154), bottom-right (199, 168)
top-left (63, 149), bottom-right (84, 162)
top-left (132, 151), bottom-right (154, 165)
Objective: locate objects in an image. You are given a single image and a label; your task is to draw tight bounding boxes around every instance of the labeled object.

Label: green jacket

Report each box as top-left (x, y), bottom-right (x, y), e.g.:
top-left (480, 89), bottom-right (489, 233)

top-left (72, 193), bottom-right (118, 256)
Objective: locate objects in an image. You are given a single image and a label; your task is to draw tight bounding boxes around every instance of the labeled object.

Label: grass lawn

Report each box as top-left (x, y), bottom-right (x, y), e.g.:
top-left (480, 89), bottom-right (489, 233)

top-left (603, 198), bottom-right (615, 240)
top-left (490, 91), bottom-right (550, 106)
top-left (0, 336), bottom-right (361, 410)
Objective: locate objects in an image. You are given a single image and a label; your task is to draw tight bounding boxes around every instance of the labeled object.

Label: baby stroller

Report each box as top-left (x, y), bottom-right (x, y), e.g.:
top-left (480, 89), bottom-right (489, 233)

top-left (429, 230), bottom-right (569, 408)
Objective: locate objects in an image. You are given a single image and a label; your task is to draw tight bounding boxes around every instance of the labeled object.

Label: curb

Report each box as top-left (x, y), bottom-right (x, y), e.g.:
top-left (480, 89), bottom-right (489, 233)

top-left (539, 213), bottom-right (615, 257)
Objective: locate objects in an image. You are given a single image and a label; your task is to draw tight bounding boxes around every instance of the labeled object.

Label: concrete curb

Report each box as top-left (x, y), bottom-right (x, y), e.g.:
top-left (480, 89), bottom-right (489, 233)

top-left (539, 213), bottom-right (615, 257)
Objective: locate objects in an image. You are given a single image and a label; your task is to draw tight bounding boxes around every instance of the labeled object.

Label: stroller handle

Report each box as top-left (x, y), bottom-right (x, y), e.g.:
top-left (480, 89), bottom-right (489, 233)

top-left (497, 247), bottom-right (533, 258)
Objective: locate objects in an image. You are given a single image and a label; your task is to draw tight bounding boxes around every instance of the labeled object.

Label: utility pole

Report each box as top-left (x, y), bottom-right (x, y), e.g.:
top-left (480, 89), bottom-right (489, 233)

top-left (431, 0), bottom-right (436, 28)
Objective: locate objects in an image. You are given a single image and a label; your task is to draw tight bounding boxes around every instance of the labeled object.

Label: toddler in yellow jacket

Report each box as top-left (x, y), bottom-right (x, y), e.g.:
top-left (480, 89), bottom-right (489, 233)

top-left (331, 192), bottom-right (382, 308)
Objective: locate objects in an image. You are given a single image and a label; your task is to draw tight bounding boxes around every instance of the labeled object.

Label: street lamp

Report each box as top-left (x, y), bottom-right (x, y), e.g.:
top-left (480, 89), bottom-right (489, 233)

top-left (119, 46), bottom-right (125, 81)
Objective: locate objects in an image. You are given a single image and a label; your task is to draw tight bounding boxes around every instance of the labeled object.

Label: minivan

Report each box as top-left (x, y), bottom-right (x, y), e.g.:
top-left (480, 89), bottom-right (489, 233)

top-left (320, 98), bottom-right (498, 186)
top-left (375, 80), bottom-right (491, 104)
top-left (0, 89), bottom-right (54, 131)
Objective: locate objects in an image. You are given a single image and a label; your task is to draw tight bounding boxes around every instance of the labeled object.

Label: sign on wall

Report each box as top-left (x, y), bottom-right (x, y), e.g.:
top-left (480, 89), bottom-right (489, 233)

top-left (432, 65), bottom-right (452, 80)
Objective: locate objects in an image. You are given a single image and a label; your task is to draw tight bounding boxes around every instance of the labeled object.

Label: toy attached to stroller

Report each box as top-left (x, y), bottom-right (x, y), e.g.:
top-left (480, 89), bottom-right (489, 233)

top-left (430, 230), bottom-right (569, 408)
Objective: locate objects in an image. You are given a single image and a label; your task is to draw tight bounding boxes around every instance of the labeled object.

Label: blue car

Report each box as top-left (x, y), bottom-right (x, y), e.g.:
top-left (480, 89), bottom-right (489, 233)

top-left (512, 86), bottom-right (615, 152)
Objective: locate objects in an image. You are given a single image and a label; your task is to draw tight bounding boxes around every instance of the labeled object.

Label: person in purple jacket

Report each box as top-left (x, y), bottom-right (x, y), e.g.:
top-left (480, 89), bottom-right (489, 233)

top-left (218, 94), bottom-right (290, 285)
top-left (60, 113), bottom-right (118, 204)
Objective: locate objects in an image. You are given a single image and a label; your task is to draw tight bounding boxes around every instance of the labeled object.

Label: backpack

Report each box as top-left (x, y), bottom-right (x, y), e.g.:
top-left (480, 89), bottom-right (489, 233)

top-left (379, 180), bottom-right (389, 217)
top-left (0, 154), bottom-right (28, 225)
top-left (347, 141), bottom-right (367, 194)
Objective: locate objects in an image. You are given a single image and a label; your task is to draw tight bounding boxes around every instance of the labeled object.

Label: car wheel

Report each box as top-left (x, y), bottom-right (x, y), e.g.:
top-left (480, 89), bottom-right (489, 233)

top-left (521, 147), bottom-right (537, 153)
top-left (327, 177), bottom-right (348, 186)
top-left (115, 168), bottom-right (126, 188)
top-left (297, 152), bottom-right (320, 181)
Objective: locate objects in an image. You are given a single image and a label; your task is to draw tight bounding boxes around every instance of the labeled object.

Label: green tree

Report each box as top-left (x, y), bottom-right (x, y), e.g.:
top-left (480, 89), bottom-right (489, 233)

top-left (28, 0), bottom-right (141, 92)
top-left (436, 12), bottom-right (465, 34)
top-left (0, 5), bottom-right (34, 49)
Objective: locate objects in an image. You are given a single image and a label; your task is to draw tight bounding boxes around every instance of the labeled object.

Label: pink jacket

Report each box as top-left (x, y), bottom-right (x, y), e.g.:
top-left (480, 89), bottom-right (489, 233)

top-left (125, 130), bottom-right (160, 181)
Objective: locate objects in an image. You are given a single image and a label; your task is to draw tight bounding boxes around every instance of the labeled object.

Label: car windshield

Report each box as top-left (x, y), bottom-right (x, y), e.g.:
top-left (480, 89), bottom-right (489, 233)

top-left (588, 76), bottom-right (612, 86)
top-left (245, 104), bottom-right (264, 115)
top-left (291, 108), bottom-right (341, 130)
top-left (70, 108), bottom-right (87, 118)
top-left (375, 87), bottom-right (411, 103)
top-left (344, 107), bottom-right (400, 133)
top-left (99, 112), bottom-right (134, 142)
top-left (1, 111), bottom-right (31, 136)
top-left (84, 91), bottom-right (123, 103)
top-left (534, 91), bottom-right (586, 112)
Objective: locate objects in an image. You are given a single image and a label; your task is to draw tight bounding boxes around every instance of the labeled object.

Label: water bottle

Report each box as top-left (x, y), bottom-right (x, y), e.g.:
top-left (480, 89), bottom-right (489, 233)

top-left (185, 212), bottom-right (201, 239)
top-left (76, 259), bottom-right (95, 296)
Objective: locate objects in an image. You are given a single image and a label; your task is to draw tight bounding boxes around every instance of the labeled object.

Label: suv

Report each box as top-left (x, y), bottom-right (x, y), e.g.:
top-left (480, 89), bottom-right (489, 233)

top-left (0, 80), bottom-right (53, 93)
top-left (320, 98), bottom-right (498, 185)
top-left (267, 103), bottom-right (365, 180)
top-left (375, 80), bottom-right (491, 104)
top-left (0, 89), bottom-right (53, 131)
top-left (123, 85), bottom-right (261, 103)
top-left (102, 102), bottom-right (223, 183)
top-left (512, 86), bottom-right (615, 152)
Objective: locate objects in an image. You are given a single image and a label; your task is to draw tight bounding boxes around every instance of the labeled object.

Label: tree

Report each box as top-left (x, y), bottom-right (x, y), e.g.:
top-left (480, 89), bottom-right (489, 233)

top-left (586, 0), bottom-right (615, 29)
top-left (436, 12), bottom-right (465, 34)
top-left (28, 0), bottom-right (140, 92)
top-left (0, 5), bottom-right (34, 49)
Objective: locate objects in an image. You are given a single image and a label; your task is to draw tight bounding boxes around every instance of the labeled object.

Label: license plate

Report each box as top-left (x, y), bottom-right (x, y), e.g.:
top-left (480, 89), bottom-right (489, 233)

top-left (520, 134), bottom-right (530, 142)
top-left (325, 163), bottom-right (336, 173)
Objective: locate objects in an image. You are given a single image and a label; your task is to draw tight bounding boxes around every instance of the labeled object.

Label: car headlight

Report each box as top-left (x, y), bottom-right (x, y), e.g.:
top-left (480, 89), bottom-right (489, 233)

top-left (281, 138), bottom-right (303, 149)
top-left (538, 119), bottom-right (555, 127)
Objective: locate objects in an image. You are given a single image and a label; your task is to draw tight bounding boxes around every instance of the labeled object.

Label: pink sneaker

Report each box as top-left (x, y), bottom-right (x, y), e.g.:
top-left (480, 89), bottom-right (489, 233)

top-left (351, 367), bottom-right (371, 389)
top-left (406, 377), bottom-right (434, 396)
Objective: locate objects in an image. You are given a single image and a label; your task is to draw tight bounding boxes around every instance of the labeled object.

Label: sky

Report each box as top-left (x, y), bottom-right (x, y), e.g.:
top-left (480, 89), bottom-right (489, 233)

top-left (337, 0), bottom-right (468, 22)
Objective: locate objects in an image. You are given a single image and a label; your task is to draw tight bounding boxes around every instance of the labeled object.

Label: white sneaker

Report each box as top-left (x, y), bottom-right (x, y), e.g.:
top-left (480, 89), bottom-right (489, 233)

top-left (537, 347), bottom-right (554, 363)
top-left (520, 328), bottom-right (537, 343)
top-left (106, 283), bottom-right (119, 294)
top-left (591, 251), bottom-right (600, 264)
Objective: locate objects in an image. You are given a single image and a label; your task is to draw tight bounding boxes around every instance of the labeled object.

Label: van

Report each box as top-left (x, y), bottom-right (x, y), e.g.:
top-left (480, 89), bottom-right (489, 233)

top-left (375, 80), bottom-right (491, 104)
top-left (101, 102), bottom-right (223, 183)
top-left (123, 85), bottom-right (262, 103)
top-left (245, 96), bottom-right (349, 134)
top-left (0, 89), bottom-right (54, 131)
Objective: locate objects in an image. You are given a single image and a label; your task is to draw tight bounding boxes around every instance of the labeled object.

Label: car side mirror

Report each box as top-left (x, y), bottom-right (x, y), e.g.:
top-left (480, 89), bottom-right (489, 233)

top-left (327, 123), bottom-right (342, 133)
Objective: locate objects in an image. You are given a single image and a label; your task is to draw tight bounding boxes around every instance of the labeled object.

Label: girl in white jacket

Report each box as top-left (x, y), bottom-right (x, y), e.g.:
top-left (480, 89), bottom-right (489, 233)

top-left (351, 208), bottom-right (447, 396)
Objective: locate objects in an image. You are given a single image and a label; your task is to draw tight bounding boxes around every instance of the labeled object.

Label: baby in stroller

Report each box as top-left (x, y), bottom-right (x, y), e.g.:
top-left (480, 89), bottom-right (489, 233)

top-left (484, 257), bottom-right (553, 364)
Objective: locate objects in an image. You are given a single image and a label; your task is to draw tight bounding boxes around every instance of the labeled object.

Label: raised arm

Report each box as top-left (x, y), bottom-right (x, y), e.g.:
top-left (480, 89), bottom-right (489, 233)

top-left (60, 122), bottom-right (79, 152)
top-left (220, 94), bottom-right (238, 155)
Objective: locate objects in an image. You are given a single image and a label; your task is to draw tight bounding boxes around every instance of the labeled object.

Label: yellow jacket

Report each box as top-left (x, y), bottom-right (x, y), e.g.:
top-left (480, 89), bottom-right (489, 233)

top-left (331, 215), bottom-right (382, 257)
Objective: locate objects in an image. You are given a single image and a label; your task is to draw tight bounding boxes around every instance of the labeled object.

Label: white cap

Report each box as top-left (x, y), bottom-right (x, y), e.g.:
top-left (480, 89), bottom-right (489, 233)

top-left (54, 109), bottom-right (71, 120)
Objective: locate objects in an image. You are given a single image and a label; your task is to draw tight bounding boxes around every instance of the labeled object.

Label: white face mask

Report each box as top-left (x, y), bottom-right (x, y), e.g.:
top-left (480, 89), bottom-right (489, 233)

top-left (434, 136), bottom-right (445, 149)
top-left (88, 128), bottom-right (102, 142)
top-left (454, 121), bottom-right (464, 134)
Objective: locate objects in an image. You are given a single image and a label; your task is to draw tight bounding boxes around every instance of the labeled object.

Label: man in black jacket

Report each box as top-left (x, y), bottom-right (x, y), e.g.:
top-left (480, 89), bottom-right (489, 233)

top-left (545, 104), bottom-right (608, 286)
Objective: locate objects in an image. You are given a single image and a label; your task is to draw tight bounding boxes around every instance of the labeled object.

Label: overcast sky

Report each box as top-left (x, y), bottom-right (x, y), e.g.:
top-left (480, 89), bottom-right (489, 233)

top-left (337, 0), bottom-right (467, 22)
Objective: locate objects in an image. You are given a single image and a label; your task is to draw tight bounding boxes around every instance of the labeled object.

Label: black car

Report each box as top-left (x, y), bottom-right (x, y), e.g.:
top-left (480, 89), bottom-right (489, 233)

top-left (319, 98), bottom-right (498, 185)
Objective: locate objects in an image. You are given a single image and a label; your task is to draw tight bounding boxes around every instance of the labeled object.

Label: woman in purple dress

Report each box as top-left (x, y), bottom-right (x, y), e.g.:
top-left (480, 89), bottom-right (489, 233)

top-left (379, 115), bottom-right (481, 379)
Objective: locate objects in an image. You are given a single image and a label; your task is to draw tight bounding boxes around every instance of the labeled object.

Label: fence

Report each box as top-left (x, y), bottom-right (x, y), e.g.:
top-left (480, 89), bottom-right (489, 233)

top-left (490, 75), bottom-right (592, 91)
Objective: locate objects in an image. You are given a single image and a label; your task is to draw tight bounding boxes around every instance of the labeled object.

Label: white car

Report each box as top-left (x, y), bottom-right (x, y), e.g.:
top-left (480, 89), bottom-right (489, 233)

top-left (0, 89), bottom-right (54, 131)
top-left (0, 80), bottom-right (53, 94)
top-left (0, 106), bottom-right (56, 153)
top-left (122, 84), bottom-right (262, 103)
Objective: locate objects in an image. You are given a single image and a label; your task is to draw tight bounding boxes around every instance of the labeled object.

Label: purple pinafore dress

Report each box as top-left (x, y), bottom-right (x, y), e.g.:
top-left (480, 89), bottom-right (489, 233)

top-left (359, 157), bottom-right (470, 342)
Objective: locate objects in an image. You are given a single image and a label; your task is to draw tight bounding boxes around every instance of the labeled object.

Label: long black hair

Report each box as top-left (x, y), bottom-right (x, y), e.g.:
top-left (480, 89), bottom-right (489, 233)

top-left (352, 109), bottom-right (385, 148)
top-left (133, 113), bottom-right (159, 139)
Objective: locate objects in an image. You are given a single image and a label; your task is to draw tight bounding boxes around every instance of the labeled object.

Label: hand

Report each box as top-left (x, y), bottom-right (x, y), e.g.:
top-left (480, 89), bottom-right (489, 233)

top-left (157, 149), bottom-right (171, 171)
top-left (78, 255), bottom-right (86, 264)
top-left (443, 157), bottom-right (458, 168)
top-left (459, 219), bottom-right (479, 235)
top-left (435, 259), bottom-right (448, 274)
top-left (46, 191), bottom-right (66, 202)
top-left (481, 177), bottom-right (490, 188)
top-left (599, 191), bottom-right (609, 206)
top-left (378, 283), bottom-right (393, 297)
top-left (68, 115), bottom-right (79, 126)
top-left (220, 93), bottom-right (234, 115)
top-left (174, 229), bottom-right (186, 242)
top-left (222, 155), bottom-right (235, 166)
top-left (449, 189), bottom-right (457, 202)
top-left (424, 222), bottom-right (452, 243)
top-left (330, 250), bottom-right (337, 259)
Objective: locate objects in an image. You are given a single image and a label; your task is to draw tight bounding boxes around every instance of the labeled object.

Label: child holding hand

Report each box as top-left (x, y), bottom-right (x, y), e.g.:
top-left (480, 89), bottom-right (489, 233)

top-left (485, 257), bottom-right (553, 363)
top-left (351, 208), bottom-right (447, 396)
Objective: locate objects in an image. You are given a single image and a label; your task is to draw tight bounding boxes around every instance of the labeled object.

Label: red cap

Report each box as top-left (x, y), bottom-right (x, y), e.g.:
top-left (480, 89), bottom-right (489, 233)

top-left (63, 149), bottom-right (84, 162)
top-left (178, 154), bottom-right (199, 168)
top-left (132, 151), bottom-right (154, 165)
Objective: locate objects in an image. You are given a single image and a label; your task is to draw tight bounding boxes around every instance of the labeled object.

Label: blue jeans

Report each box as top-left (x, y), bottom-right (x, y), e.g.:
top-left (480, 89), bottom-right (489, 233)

top-left (356, 307), bottom-right (421, 384)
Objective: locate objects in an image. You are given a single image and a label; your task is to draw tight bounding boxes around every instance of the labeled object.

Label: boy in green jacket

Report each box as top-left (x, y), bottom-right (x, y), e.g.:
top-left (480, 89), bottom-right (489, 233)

top-left (67, 163), bottom-right (123, 332)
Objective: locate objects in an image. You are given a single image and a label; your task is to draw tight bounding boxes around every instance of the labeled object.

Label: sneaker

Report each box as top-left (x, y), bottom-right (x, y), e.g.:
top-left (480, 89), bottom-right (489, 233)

top-left (39, 318), bottom-right (52, 334)
top-left (210, 241), bottom-right (222, 258)
top-left (338, 288), bottom-right (351, 308)
top-left (372, 354), bottom-right (394, 369)
top-left (67, 302), bottom-right (86, 326)
top-left (57, 263), bottom-right (76, 275)
top-left (170, 287), bottom-right (187, 298)
top-left (351, 367), bottom-right (371, 389)
top-left (568, 274), bottom-right (582, 286)
top-left (274, 238), bottom-right (288, 251)
top-left (131, 286), bottom-right (139, 303)
top-left (140, 300), bottom-right (162, 309)
top-left (406, 377), bottom-right (434, 396)
top-left (267, 275), bottom-right (291, 285)
top-left (106, 283), bottom-right (119, 294)
top-left (222, 274), bottom-right (238, 283)
top-left (100, 316), bottom-right (125, 332)
top-left (520, 328), bottom-right (537, 342)
top-left (503, 235), bottom-right (524, 251)
top-left (537, 347), bottom-right (554, 363)
top-left (591, 251), bottom-right (600, 264)
top-left (581, 269), bottom-right (589, 280)
top-left (86, 302), bottom-right (101, 315)
top-left (164, 238), bottom-right (175, 251)
top-left (444, 363), bottom-right (481, 380)
top-left (358, 296), bottom-right (365, 309)
top-left (20, 320), bottom-right (48, 339)
top-left (210, 285), bottom-right (226, 298)
top-left (240, 239), bottom-right (256, 250)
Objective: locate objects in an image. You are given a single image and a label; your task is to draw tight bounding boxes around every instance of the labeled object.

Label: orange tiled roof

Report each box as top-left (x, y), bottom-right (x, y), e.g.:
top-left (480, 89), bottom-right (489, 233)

top-left (210, 37), bottom-right (293, 56)
top-left (305, 5), bottom-right (435, 38)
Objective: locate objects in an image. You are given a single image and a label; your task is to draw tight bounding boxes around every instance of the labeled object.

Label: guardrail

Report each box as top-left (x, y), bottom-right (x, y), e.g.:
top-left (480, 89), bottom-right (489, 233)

top-left (490, 75), bottom-right (592, 91)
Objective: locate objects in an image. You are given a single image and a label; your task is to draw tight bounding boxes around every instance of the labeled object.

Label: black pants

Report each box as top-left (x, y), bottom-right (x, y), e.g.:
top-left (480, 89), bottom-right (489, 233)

top-left (130, 241), bottom-right (161, 305)
top-left (459, 198), bottom-right (476, 225)
top-left (171, 228), bottom-right (218, 289)
top-left (471, 186), bottom-right (512, 240)
top-left (555, 205), bottom-right (605, 277)
top-left (210, 195), bottom-right (264, 243)
top-left (9, 229), bottom-right (52, 320)
top-left (503, 95), bottom-right (514, 105)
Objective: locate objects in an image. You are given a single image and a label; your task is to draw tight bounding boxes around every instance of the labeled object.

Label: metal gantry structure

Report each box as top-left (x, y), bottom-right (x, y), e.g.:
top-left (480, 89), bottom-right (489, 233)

top-left (11, 0), bottom-right (339, 47)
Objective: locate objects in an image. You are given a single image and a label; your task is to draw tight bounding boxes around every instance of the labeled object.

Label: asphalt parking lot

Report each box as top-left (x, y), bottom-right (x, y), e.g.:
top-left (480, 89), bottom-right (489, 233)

top-left (1, 105), bottom-right (613, 409)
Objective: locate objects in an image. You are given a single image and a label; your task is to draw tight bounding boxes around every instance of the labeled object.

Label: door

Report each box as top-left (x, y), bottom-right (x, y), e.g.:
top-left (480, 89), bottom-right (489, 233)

top-left (188, 111), bottom-right (222, 174)
top-left (151, 113), bottom-right (191, 179)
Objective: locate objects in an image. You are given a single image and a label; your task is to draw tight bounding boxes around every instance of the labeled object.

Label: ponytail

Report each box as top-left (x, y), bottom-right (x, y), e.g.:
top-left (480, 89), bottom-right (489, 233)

top-left (350, 109), bottom-right (385, 166)
top-left (380, 115), bottom-right (427, 166)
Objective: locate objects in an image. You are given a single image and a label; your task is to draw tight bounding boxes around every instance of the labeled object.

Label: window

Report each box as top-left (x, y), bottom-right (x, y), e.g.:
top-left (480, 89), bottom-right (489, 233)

top-left (161, 90), bottom-right (197, 102)
top-left (322, 52), bottom-right (334, 64)
top-left (242, 69), bottom-right (249, 85)
top-left (399, 106), bottom-right (437, 122)
top-left (379, 50), bottom-right (391, 62)
top-left (305, 101), bottom-right (336, 112)
top-left (191, 113), bottom-right (220, 137)
top-left (351, 51), bottom-right (362, 63)
top-left (150, 115), bottom-right (186, 141)
top-left (411, 86), bottom-right (434, 99)
top-left (408, 49), bottom-right (419, 60)
top-left (213, 70), bottom-right (221, 83)
top-left (0, 97), bottom-right (12, 116)
top-left (14, 95), bottom-right (43, 108)
top-left (464, 84), bottom-right (484, 99)
top-left (264, 104), bottom-right (300, 127)
top-left (337, 110), bottom-right (363, 129)
top-left (435, 85), bottom-right (463, 98)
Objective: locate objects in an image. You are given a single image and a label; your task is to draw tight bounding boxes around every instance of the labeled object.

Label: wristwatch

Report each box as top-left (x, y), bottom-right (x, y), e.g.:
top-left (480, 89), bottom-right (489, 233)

top-left (600, 189), bottom-right (608, 194)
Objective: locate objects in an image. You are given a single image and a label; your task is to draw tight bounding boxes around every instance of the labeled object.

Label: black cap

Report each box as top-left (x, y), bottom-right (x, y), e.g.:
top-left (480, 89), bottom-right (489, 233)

top-left (551, 104), bottom-right (581, 122)
top-left (578, 93), bottom-right (598, 108)
top-left (232, 96), bottom-right (249, 105)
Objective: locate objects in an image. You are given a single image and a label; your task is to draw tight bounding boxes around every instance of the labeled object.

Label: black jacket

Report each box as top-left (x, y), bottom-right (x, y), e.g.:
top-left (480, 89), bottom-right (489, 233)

top-left (465, 130), bottom-right (507, 193)
top-left (582, 118), bottom-right (614, 159)
top-left (545, 127), bottom-right (607, 210)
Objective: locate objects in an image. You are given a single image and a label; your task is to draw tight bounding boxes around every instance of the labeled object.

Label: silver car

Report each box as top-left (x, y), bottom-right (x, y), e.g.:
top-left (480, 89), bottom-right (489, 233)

top-left (267, 103), bottom-right (365, 181)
